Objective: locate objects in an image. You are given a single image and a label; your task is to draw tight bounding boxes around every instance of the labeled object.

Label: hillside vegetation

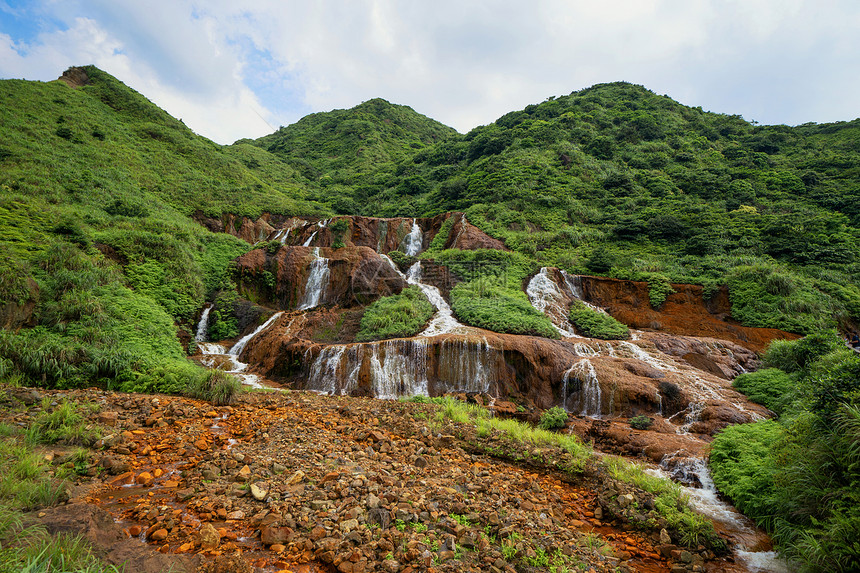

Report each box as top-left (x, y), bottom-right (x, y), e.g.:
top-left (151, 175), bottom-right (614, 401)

top-left (255, 82), bottom-right (860, 335)
top-left (1, 66), bottom-right (859, 394)
top-left (0, 66), bottom-right (326, 392)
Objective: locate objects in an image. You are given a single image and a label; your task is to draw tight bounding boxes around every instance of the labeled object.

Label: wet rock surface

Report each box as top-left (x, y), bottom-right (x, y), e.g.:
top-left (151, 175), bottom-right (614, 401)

top-left (0, 386), bottom-right (748, 573)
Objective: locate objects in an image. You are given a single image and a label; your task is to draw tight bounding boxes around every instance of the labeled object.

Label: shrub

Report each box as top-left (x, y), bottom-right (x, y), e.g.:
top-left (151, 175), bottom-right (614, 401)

top-left (450, 278), bottom-right (559, 339)
top-left (538, 406), bottom-right (568, 430)
top-left (763, 330), bottom-right (845, 374)
top-left (355, 286), bottom-right (434, 342)
top-left (646, 273), bottom-right (675, 308)
top-left (630, 415), bottom-right (652, 430)
top-left (732, 368), bottom-right (795, 415)
top-left (568, 301), bottom-right (629, 339)
top-left (186, 369), bottom-right (242, 406)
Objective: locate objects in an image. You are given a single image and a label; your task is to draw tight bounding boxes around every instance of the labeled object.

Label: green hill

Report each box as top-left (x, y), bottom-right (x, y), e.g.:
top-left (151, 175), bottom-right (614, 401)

top-left (0, 66), bottom-right (327, 394)
top-left (261, 82), bottom-right (860, 334)
top-left (248, 97), bottom-right (458, 214)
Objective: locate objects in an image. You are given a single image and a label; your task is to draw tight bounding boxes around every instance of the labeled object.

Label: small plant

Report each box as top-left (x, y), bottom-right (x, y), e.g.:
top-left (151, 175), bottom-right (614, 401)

top-left (568, 301), bottom-right (629, 340)
top-left (186, 369), bottom-right (242, 406)
top-left (538, 406), bottom-right (568, 430)
top-left (394, 518), bottom-right (406, 531)
top-left (629, 415), bottom-right (653, 430)
top-left (410, 522), bottom-right (427, 533)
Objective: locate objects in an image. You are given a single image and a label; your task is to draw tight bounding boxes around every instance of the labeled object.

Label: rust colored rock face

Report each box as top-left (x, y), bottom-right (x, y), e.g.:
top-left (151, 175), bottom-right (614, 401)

top-left (577, 276), bottom-right (799, 353)
top-left (234, 245), bottom-right (406, 310)
top-left (193, 211), bottom-right (507, 254)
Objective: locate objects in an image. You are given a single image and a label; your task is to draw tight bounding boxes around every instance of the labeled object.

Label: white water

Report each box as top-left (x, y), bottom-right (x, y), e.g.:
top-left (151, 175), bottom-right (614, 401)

top-left (197, 313), bottom-right (290, 390)
top-left (646, 458), bottom-right (791, 573)
top-left (298, 248), bottom-right (330, 310)
top-left (406, 262), bottom-right (471, 336)
top-left (194, 306), bottom-right (212, 342)
top-left (526, 268), bottom-right (578, 337)
top-left (437, 337), bottom-right (498, 394)
top-left (401, 218), bottom-right (423, 256)
top-left (563, 359), bottom-right (602, 416)
top-left (302, 230), bottom-right (318, 247)
top-left (561, 270), bottom-right (607, 314)
top-left (229, 311), bottom-right (284, 358)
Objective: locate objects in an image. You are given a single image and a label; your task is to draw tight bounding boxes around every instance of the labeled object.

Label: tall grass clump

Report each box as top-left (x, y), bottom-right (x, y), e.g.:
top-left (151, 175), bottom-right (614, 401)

top-left (186, 369), bottom-right (242, 406)
top-left (355, 286), bottom-right (434, 342)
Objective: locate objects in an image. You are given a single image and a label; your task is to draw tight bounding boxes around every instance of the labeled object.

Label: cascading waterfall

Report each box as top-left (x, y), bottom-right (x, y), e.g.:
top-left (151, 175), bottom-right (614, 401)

top-left (572, 342), bottom-right (599, 357)
top-left (369, 339), bottom-right (429, 399)
top-left (306, 345), bottom-right (349, 395)
top-left (298, 248), bottom-right (330, 310)
top-left (302, 231), bottom-right (318, 247)
top-left (563, 359), bottom-right (602, 417)
top-left (526, 268), bottom-right (577, 337)
top-left (406, 262), bottom-right (469, 336)
top-left (561, 270), bottom-right (608, 314)
top-left (401, 218), bottom-right (423, 256)
top-left (437, 337), bottom-right (498, 394)
top-left (195, 305), bottom-right (212, 342)
top-left (646, 456), bottom-right (790, 573)
top-left (229, 312), bottom-right (284, 358)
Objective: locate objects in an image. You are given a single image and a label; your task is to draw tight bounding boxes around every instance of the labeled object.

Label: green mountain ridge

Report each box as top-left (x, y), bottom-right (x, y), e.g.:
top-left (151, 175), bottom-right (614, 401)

top-left (1, 65), bottom-right (859, 395)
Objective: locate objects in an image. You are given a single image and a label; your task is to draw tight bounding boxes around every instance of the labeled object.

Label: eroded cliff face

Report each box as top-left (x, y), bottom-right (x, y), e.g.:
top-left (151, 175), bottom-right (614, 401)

top-left (577, 276), bottom-right (800, 353)
top-left (193, 211), bottom-right (506, 253)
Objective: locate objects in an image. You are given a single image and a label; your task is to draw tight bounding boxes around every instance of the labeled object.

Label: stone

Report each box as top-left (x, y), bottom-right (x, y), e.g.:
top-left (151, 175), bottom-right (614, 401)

top-left (251, 483), bottom-right (267, 501)
top-left (366, 493), bottom-right (382, 509)
top-left (286, 470), bottom-right (305, 485)
top-left (136, 472), bottom-right (154, 486)
top-left (199, 523), bottom-right (220, 550)
top-left (108, 471), bottom-right (134, 487)
top-left (261, 525), bottom-right (294, 546)
top-left (660, 528), bottom-right (672, 545)
top-left (98, 411), bottom-right (119, 426)
top-left (236, 465), bottom-right (252, 482)
top-left (339, 519), bottom-right (359, 532)
top-left (618, 494), bottom-right (635, 508)
top-left (149, 528), bottom-right (168, 541)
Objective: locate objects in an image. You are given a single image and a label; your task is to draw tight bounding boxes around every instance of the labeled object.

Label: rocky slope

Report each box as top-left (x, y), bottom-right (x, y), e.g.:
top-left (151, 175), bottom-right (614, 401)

top-left (2, 386), bottom-right (755, 573)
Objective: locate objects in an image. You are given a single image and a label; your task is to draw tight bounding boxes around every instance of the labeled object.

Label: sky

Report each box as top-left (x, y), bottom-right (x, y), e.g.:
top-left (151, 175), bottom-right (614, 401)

top-left (1, 0), bottom-right (859, 145)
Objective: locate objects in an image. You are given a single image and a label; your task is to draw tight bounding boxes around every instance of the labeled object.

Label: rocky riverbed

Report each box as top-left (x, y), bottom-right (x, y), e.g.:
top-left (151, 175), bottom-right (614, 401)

top-left (2, 385), bottom-right (751, 573)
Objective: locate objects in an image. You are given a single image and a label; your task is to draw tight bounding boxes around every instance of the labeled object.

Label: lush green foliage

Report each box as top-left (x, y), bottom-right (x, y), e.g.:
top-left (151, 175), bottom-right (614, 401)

top-left (355, 286), bottom-right (434, 342)
top-left (568, 301), bottom-right (629, 339)
top-left (254, 81), bottom-right (860, 334)
top-left (629, 415), bottom-right (652, 430)
top-left (731, 368), bottom-right (794, 415)
top-left (711, 333), bottom-right (860, 571)
top-left (538, 406), bottom-right (568, 430)
top-left (186, 369), bottom-right (242, 406)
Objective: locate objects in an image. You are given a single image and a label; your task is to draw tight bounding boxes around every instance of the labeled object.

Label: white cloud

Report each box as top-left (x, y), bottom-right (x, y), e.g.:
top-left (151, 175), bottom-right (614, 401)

top-left (1, 0), bottom-right (859, 143)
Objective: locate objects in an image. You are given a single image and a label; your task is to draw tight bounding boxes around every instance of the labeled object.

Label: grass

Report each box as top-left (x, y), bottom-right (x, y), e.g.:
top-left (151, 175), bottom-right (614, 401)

top-left (25, 399), bottom-right (100, 447)
top-left (432, 396), bottom-right (722, 549)
top-left (185, 369), bottom-right (243, 406)
top-left (568, 301), bottom-right (630, 340)
top-left (355, 286), bottom-right (435, 342)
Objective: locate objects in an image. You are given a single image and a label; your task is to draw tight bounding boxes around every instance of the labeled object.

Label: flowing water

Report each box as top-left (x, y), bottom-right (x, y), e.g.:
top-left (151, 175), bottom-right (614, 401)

top-left (562, 359), bottom-right (602, 416)
top-left (646, 457), bottom-right (791, 573)
top-left (195, 312), bottom-right (288, 390)
top-left (298, 248), bottom-right (330, 310)
top-left (526, 268), bottom-right (578, 337)
top-left (405, 262), bottom-right (471, 336)
top-left (401, 218), bottom-right (423, 256)
top-left (302, 230), bottom-right (318, 247)
top-left (194, 305), bottom-right (212, 342)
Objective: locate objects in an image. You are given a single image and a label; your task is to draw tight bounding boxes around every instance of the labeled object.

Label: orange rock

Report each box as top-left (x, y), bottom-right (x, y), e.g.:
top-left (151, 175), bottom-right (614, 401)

top-left (321, 471), bottom-right (340, 483)
top-left (128, 525), bottom-right (142, 537)
top-left (153, 468), bottom-right (164, 478)
top-left (149, 528), bottom-right (168, 541)
top-left (137, 472), bottom-right (154, 486)
top-left (109, 471), bottom-right (135, 487)
top-left (178, 542), bottom-right (195, 552)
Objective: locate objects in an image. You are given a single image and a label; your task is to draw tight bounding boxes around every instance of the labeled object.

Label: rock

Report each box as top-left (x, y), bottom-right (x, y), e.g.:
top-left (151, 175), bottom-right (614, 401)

top-left (226, 510), bottom-right (245, 520)
top-left (108, 471), bottom-right (134, 487)
top-left (618, 494), bottom-right (635, 508)
top-left (250, 483), bottom-right (267, 501)
top-left (366, 493), bottom-right (382, 509)
top-left (98, 411), bottom-right (119, 426)
top-left (198, 523), bottom-right (220, 550)
top-left (286, 470), bottom-right (305, 485)
top-left (260, 525), bottom-right (293, 546)
top-left (136, 472), bottom-right (154, 487)
top-left (660, 528), bottom-right (672, 545)
top-left (149, 528), bottom-right (168, 541)
top-left (235, 465), bottom-right (252, 482)
top-left (339, 519), bottom-right (359, 532)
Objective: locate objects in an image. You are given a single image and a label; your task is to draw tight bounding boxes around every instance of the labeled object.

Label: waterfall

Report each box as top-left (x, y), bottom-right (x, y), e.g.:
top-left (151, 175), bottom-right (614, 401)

top-left (306, 345), bottom-right (349, 395)
top-left (563, 359), bottom-right (602, 417)
top-left (369, 339), bottom-right (429, 399)
top-left (195, 305), bottom-right (212, 342)
top-left (526, 267), bottom-right (577, 337)
top-left (298, 248), bottom-right (330, 310)
top-left (401, 218), bottom-right (423, 256)
top-left (646, 456), bottom-right (790, 573)
top-left (406, 262), bottom-right (469, 336)
top-left (302, 230), bottom-right (318, 247)
top-left (572, 342), bottom-right (599, 357)
top-left (229, 311), bottom-right (284, 357)
top-left (437, 337), bottom-right (498, 394)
